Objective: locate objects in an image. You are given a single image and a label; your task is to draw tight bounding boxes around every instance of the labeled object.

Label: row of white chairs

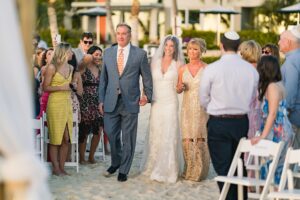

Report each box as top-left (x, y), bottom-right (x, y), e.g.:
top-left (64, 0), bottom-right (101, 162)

top-left (215, 138), bottom-right (300, 200)
top-left (32, 113), bottom-right (106, 173)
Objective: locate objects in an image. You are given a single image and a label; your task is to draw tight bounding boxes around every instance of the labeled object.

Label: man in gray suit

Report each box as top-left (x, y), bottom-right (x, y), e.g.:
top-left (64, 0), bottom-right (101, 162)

top-left (98, 23), bottom-right (153, 182)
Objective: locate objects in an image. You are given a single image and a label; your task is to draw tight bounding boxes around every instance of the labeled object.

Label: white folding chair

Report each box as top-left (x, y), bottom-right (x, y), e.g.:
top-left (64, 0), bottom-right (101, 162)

top-left (268, 148), bottom-right (300, 200)
top-left (215, 138), bottom-right (284, 200)
top-left (43, 112), bottom-right (79, 172)
top-left (32, 117), bottom-right (44, 161)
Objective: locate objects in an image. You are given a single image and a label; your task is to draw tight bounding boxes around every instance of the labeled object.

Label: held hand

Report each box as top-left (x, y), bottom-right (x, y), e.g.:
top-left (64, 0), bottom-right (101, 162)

top-left (99, 103), bottom-right (104, 116)
top-left (250, 136), bottom-right (262, 145)
top-left (139, 95), bottom-right (148, 106)
top-left (176, 83), bottom-right (186, 93)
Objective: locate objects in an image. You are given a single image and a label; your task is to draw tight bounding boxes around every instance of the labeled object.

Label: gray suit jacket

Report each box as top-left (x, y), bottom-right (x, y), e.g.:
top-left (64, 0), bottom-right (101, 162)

top-left (99, 44), bottom-right (153, 113)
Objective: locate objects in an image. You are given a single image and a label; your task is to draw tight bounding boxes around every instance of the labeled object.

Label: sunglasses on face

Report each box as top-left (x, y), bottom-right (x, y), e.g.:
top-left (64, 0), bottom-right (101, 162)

top-left (262, 50), bottom-right (271, 55)
top-left (83, 40), bottom-right (93, 45)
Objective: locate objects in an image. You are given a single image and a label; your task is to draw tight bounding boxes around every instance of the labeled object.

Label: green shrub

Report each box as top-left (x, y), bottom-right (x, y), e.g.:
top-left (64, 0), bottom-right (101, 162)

top-left (38, 28), bottom-right (91, 48)
top-left (182, 29), bottom-right (218, 49)
top-left (181, 29), bottom-right (279, 50)
top-left (238, 30), bottom-right (279, 46)
top-left (202, 56), bottom-right (220, 64)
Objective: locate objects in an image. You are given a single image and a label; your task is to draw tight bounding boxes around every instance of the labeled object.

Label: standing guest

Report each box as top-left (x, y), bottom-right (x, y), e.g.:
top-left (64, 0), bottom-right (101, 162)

top-left (68, 51), bottom-right (83, 127)
top-left (262, 43), bottom-right (280, 60)
top-left (177, 38), bottom-right (209, 181)
top-left (73, 32), bottom-right (94, 64)
top-left (278, 25), bottom-right (300, 149)
top-left (34, 33), bottom-right (48, 49)
top-left (33, 47), bottom-right (46, 79)
top-left (99, 23), bottom-right (152, 182)
top-left (78, 46), bottom-right (103, 164)
top-left (37, 48), bottom-right (54, 119)
top-left (239, 40), bottom-right (262, 140)
top-left (251, 56), bottom-right (294, 185)
top-left (43, 43), bottom-right (74, 176)
top-left (141, 35), bottom-right (184, 183)
top-left (200, 31), bottom-right (259, 200)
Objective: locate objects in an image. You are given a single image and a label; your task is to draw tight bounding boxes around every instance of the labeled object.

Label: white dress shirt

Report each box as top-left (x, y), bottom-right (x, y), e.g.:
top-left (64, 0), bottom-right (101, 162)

top-left (199, 53), bottom-right (259, 115)
top-left (117, 43), bottom-right (130, 70)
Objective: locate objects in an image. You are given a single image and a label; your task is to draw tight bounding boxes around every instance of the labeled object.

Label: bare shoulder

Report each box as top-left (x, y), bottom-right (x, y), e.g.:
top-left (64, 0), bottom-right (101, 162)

top-left (265, 82), bottom-right (281, 100)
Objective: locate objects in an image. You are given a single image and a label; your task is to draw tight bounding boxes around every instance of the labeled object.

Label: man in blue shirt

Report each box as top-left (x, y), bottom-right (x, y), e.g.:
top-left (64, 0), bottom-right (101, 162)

top-left (279, 25), bottom-right (300, 148)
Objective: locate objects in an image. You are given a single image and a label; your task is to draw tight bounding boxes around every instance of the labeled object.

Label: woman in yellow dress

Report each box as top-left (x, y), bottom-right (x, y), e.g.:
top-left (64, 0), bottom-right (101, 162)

top-left (43, 43), bottom-right (73, 176)
top-left (177, 38), bottom-right (210, 181)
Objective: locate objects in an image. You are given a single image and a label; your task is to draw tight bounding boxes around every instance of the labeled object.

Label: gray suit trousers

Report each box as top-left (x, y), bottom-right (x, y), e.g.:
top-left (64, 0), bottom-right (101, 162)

top-left (103, 95), bottom-right (138, 175)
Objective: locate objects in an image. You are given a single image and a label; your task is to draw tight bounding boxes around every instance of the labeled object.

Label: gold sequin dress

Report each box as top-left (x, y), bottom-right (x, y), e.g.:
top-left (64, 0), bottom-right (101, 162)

top-left (47, 71), bottom-right (73, 145)
top-left (181, 67), bottom-right (210, 181)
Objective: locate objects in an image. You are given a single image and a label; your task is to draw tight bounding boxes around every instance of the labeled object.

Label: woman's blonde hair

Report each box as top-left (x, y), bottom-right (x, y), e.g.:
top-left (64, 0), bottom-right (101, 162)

top-left (239, 40), bottom-right (261, 64)
top-left (187, 38), bottom-right (207, 58)
top-left (51, 43), bottom-right (71, 67)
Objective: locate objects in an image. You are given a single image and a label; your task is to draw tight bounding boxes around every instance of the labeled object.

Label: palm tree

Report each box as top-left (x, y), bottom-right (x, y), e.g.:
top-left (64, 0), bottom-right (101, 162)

top-left (131, 0), bottom-right (140, 46)
top-left (106, 0), bottom-right (116, 43)
top-left (48, 0), bottom-right (58, 46)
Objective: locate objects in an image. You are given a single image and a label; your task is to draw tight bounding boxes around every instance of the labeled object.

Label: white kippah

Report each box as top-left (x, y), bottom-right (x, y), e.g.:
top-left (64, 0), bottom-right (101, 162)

top-left (290, 25), bottom-right (300, 39)
top-left (224, 31), bottom-right (240, 40)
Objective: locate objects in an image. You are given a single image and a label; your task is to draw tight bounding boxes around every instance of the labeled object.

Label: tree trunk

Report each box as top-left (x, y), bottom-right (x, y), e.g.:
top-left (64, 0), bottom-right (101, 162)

top-left (172, 0), bottom-right (178, 36)
top-left (48, 0), bottom-right (58, 47)
top-left (131, 0), bottom-right (140, 46)
top-left (106, 0), bottom-right (116, 43)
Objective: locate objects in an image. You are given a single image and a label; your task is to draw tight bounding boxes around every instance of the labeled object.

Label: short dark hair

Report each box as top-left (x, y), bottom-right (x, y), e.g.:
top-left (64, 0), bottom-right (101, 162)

top-left (81, 32), bottom-right (93, 40)
top-left (116, 23), bottom-right (131, 33)
top-left (221, 35), bottom-right (240, 52)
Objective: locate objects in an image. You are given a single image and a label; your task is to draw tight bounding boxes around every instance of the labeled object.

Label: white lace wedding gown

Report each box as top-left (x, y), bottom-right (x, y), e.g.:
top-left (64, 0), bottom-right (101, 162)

top-left (141, 59), bottom-right (184, 183)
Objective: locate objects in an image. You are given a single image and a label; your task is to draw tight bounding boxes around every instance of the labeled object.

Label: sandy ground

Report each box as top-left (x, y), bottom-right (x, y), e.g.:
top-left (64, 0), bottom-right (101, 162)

top-left (49, 103), bottom-right (220, 200)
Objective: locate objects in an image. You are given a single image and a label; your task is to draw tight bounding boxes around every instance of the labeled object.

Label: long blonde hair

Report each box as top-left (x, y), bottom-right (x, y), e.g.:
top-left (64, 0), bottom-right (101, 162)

top-left (51, 43), bottom-right (71, 67)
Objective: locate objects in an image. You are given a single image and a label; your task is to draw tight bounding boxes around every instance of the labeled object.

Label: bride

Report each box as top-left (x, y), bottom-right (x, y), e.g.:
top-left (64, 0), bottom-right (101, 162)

top-left (141, 35), bottom-right (185, 183)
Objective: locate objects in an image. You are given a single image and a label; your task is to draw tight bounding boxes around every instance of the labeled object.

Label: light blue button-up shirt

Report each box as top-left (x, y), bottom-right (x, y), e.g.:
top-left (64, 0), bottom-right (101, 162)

top-left (199, 54), bottom-right (259, 115)
top-left (281, 48), bottom-right (300, 127)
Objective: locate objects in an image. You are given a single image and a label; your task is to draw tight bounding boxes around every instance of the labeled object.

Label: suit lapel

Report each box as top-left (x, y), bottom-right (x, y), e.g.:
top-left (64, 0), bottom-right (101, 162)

top-left (111, 45), bottom-right (119, 76)
top-left (120, 45), bottom-right (134, 78)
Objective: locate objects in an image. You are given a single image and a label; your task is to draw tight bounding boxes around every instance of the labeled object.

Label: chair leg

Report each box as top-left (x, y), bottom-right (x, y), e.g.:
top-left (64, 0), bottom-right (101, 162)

top-left (237, 158), bottom-right (244, 200)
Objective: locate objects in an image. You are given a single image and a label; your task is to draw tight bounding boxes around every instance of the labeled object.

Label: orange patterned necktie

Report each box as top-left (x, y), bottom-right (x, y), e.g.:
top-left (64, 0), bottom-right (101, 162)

top-left (117, 48), bottom-right (124, 75)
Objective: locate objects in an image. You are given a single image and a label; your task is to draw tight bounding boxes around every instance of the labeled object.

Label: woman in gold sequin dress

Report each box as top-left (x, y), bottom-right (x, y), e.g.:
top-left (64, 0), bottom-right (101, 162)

top-left (177, 38), bottom-right (210, 181)
top-left (43, 43), bottom-right (73, 176)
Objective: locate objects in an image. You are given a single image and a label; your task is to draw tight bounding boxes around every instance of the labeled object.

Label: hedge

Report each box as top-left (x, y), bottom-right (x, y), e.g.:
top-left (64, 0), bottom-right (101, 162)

top-left (182, 29), bottom-right (279, 49)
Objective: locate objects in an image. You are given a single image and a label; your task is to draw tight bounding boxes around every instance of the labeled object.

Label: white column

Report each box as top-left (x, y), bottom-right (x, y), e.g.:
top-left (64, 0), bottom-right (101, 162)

top-left (82, 15), bottom-right (89, 31)
top-left (149, 8), bottom-right (158, 43)
top-left (185, 8), bottom-right (189, 28)
top-left (217, 13), bottom-right (221, 45)
top-left (96, 16), bottom-right (100, 45)
top-left (199, 13), bottom-right (205, 30)
top-left (230, 14), bottom-right (234, 31)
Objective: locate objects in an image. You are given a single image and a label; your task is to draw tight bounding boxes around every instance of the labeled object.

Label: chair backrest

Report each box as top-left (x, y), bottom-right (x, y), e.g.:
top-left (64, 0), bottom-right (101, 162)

top-left (32, 118), bottom-right (44, 161)
top-left (225, 138), bottom-right (284, 200)
top-left (240, 138), bottom-right (283, 157)
top-left (278, 148), bottom-right (300, 192)
top-left (32, 118), bottom-right (43, 132)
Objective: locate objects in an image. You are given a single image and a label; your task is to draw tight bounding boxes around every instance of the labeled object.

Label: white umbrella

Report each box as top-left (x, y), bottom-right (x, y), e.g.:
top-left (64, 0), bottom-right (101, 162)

top-left (77, 7), bottom-right (107, 44)
top-left (278, 3), bottom-right (300, 24)
top-left (200, 6), bottom-right (240, 45)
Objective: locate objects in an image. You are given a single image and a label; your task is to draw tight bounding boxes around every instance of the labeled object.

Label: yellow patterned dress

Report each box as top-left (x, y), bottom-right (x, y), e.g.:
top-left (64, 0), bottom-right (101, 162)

top-left (181, 67), bottom-right (210, 181)
top-left (47, 70), bottom-right (73, 145)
